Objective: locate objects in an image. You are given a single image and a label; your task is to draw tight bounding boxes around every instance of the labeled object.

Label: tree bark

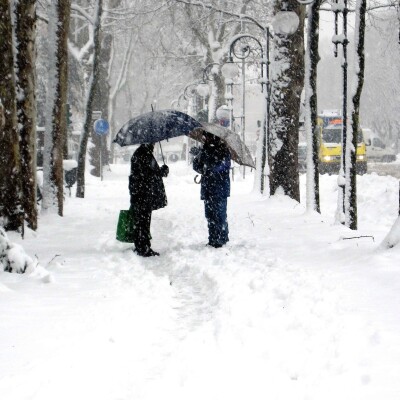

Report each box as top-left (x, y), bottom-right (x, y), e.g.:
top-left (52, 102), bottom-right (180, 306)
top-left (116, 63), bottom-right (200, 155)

top-left (304, 0), bottom-right (321, 213)
top-left (90, 33), bottom-right (112, 177)
top-left (0, 0), bottom-right (22, 231)
top-left (15, 0), bottom-right (38, 230)
top-left (43, 0), bottom-right (71, 216)
top-left (76, 0), bottom-right (103, 198)
top-left (347, 0), bottom-right (367, 230)
top-left (270, 0), bottom-right (305, 202)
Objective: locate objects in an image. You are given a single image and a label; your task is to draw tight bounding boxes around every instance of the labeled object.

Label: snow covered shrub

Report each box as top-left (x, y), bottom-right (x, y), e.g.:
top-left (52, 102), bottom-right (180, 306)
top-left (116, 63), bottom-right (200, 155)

top-left (0, 228), bottom-right (10, 271)
top-left (0, 228), bottom-right (36, 273)
top-left (380, 217), bottom-right (400, 249)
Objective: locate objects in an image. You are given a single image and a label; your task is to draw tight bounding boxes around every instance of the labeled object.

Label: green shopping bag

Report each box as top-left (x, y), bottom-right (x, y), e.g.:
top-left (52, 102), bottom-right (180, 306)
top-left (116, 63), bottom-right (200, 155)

top-left (116, 209), bottom-right (135, 243)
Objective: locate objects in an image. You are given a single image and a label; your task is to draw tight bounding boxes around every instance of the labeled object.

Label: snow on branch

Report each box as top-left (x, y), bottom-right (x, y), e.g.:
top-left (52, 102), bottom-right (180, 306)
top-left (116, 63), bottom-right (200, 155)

top-left (71, 3), bottom-right (95, 25)
top-left (173, 0), bottom-right (266, 32)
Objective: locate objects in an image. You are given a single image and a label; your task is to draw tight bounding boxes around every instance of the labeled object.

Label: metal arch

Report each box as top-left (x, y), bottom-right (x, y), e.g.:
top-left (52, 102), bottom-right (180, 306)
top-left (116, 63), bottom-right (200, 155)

top-left (228, 34), bottom-right (264, 62)
top-left (226, 34), bottom-right (265, 91)
top-left (183, 81), bottom-right (200, 100)
top-left (202, 62), bottom-right (220, 82)
top-left (177, 93), bottom-right (187, 108)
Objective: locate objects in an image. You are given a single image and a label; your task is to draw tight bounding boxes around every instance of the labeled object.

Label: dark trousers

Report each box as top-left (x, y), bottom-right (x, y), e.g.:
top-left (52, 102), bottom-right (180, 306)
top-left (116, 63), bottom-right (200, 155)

top-left (131, 207), bottom-right (152, 253)
top-left (204, 197), bottom-right (229, 246)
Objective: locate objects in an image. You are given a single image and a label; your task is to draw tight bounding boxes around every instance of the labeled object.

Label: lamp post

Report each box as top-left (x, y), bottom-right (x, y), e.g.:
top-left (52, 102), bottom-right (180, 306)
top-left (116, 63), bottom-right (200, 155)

top-left (221, 7), bottom-right (299, 193)
top-left (222, 34), bottom-right (266, 179)
top-left (220, 59), bottom-right (238, 130)
top-left (331, 0), bottom-right (349, 222)
top-left (183, 81), bottom-right (200, 117)
top-left (196, 81), bottom-right (210, 111)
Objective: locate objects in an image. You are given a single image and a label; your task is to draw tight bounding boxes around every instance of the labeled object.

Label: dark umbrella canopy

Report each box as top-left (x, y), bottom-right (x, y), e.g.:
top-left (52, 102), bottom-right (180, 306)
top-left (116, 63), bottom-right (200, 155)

top-left (114, 110), bottom-right (202, 146)
top-left (189, 123), bottom-right (256, 169)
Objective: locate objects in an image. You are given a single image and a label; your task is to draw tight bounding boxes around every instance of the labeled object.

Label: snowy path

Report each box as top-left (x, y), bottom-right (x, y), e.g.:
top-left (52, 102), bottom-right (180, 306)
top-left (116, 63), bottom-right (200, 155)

top-left (1, 162), bottom-right (400, 399)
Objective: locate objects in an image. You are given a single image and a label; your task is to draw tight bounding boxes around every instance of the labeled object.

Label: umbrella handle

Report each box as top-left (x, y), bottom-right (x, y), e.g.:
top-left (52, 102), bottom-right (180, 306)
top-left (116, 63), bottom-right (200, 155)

top-left (158, 141), bottom-right (165, 164)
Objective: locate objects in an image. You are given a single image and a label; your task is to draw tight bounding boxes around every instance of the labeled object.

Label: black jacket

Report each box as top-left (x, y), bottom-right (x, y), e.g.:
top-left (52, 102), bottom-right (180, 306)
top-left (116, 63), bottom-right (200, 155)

top-left (129, 145), bottom-right (168, 211)
top-left (192, 140), bottom-right (231, 200)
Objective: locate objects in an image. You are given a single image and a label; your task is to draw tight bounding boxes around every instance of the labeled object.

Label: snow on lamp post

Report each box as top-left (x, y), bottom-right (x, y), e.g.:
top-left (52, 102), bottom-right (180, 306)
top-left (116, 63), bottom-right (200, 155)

top-left (183, 82), bottom-right (200, 117)
top-left (197, 62), bottom-right (219, 122)
top-left (196, 81), bottom-right (210, 113)
top-left (329, 0), bottom-right (350, 225)
top-left (271, 9), bottom-right (300, 35)
top-left (221, 58), bottom-right (238, 131)
top-left (196, 82), bottom-right (210, 98)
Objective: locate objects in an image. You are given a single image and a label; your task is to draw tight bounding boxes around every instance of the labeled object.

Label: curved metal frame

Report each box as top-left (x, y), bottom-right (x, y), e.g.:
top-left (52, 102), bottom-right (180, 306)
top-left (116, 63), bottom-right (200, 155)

top-left (202, 62), bottom-right (220, 82)
top-left (227, 34), bottom-right (265, 84)
top-left (183, 81), bottom-right (200, 100)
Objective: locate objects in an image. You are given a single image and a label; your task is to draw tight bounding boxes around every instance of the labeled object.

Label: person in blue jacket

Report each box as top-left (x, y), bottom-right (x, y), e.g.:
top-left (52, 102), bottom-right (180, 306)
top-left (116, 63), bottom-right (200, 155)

top-left (192, 132), bottom-right (231, 248)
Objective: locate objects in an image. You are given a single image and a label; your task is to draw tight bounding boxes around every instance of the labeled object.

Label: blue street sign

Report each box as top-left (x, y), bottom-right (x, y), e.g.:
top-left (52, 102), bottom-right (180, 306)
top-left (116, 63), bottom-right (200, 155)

top-left (94, 119), bottom-right (110, 135)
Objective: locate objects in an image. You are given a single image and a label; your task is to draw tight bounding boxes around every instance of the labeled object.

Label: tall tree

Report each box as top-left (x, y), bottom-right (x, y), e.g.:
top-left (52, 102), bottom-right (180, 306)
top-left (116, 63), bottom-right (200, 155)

top-left (90, 33), bottom-right (112, 177)
top-left (0, 0), bottom-right (22, 231)
top-left (42, 0), bottom-right (71, 215)
top-left (15, 0), bottom-right (38, 230)
top-left (346, 0), bottom-right (367, 230)
top-left (303, 0), bottom-right (321, 213)
top-left (178, 0), bottom-right (252, 121)
top-left (269, 0), bottom-right (305, 201)
top-left (76, 0), bottom-right (103, 198)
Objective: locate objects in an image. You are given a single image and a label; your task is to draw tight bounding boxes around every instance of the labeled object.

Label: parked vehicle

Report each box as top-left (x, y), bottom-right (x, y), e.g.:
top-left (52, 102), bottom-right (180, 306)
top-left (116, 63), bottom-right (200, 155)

top-left (317, 109), bottom-right (343, 128)
top-left (362, 128), bottom-right (397, 163)
top-left (316, 124), bottom-right (367, 175)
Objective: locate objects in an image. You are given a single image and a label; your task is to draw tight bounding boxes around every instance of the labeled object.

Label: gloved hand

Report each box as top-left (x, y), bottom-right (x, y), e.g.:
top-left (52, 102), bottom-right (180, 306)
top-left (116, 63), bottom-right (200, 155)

top-left (189, 146), bottom-right (201, 156)
top-left (160, 164), bottom-right (169, 177)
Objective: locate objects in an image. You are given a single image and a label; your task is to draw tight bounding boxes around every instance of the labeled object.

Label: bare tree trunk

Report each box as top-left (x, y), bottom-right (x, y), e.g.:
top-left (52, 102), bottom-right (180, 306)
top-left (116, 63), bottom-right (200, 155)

top-left (90, 33), bottom-right (112, 177)
top-left (270, 0), bottom-right (305, 202)
top-left (42, 0), bottom-right (71, 216)
top-left (0, 0), bottom-right (22, 231)
top-left (304, 0), bottom-right (321, 213)
top-left (76, 0), bottom-right (103, 198)
top-left (347, 0), bottom-right (366, 230)
top-left (15, 0), bottom-right (38, 230)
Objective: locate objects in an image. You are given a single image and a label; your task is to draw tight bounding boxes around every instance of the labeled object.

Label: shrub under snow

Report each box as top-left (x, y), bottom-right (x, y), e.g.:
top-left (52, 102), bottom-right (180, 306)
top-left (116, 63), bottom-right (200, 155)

top-left (0, 228), bottom-right (37, 273)
top-left (380, 216), bottom-right (400, 249)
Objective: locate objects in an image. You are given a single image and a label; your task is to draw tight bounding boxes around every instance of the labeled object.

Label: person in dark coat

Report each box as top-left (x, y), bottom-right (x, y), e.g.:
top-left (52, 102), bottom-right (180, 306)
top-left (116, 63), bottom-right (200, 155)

top-left (129, 143), bottom-right (169, 257)
top-left (192, 132), bottom-right (231, 248)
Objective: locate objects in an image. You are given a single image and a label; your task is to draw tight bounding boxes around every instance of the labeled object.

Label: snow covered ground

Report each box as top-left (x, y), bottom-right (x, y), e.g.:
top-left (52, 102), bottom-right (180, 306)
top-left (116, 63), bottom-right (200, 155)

top-left (1, 161), bottom-right (400, 400)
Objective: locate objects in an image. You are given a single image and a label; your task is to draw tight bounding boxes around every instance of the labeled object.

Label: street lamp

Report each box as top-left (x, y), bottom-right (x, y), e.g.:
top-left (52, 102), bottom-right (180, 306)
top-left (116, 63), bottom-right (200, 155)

top-left (194, 62), bottom-right (220, 122)
top-left (177, 93), bottom-right (188, 111)
top-left (216, 105), bottom-right (230, 127)
top-left (221, 58), bottom-right (238, 129)
top-left (183, 82), bottom-right (200, 117)
top-left (331, 0), bottom-right (349, 222)
top-left (222, 34), bottom-right (266, 179)
top-left (271, 10), bottom-right (299, 35)
top-left (196, 82), bottom-right (210, 98)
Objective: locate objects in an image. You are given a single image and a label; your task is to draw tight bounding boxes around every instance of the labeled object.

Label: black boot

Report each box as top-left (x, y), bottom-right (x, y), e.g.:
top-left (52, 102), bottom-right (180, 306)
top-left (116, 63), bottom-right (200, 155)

top-left (134, 247), bottom-right (159, 257)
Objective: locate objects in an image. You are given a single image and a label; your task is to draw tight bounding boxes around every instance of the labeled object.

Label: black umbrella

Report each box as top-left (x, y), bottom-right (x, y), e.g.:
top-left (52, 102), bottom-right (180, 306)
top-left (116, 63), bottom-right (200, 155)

top-left (189, 123), bottom-right (256, 169)
top-left (113, 109), bottom-right (202, 147)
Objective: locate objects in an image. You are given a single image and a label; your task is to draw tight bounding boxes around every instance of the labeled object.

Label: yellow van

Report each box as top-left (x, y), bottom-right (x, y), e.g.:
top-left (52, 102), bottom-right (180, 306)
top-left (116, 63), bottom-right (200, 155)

top-left (317, 124), bottom-right (367, 175)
